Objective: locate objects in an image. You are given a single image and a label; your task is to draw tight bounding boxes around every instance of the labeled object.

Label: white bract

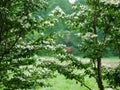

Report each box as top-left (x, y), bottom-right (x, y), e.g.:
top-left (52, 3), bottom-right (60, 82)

top-left (69, 0), bottom-right (76, 4)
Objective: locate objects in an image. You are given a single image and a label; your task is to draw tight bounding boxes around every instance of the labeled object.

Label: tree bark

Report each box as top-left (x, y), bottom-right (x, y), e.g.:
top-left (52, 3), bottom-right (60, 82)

top-left (92, 0), bottom-right (104, 89)
top-left (96, 57), bottom-right (104, 90)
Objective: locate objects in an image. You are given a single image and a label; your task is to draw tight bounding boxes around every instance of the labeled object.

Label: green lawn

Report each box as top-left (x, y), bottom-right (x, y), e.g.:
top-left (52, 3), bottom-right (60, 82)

top-left (38, 74), bottom-right (98, 90)
top-left (102, 57), bottom-right (120, 60)
top-left (38, 57), bottom-right (120, 90)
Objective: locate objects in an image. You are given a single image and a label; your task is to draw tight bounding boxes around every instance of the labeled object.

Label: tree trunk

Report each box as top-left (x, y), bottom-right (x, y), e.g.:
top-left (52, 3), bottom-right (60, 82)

top-left (96, 57), bottom-right (104, 90)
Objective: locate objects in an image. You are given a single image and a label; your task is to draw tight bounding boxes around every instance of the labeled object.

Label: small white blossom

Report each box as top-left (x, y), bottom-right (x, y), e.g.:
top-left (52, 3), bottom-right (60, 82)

top-left (75, 33), bottom-right (82, 36)
top-left (24, 71), bottom-right (31, 76)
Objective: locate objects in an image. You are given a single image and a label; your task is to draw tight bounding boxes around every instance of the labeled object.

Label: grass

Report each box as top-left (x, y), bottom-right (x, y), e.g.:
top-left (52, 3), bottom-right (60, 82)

top-left (38, 57), bottom-right (120, 90)
top-left (79, 57), bottom-right (120, 67)
top-left (102, 57), bottom-right (120, 60)
top-left (38, 73), bottom-right (120, 90)
top-left (39, 74), bottom-right (98, 90)
top-left (79, 57), bottom-right (120, 61)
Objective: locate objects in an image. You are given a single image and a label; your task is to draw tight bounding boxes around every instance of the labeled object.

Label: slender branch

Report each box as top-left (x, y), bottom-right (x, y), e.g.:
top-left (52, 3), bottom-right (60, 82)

top-left (77, 79), bottom-right (92, 90)
top-left (0, 33), bottom-right (21, 62)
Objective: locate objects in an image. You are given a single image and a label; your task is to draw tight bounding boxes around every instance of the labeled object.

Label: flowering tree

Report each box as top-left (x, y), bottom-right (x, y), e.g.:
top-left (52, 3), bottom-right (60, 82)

top-left (0, 0), bottom-right (58, 89)
top-left (43, 0), bottom-right (120, 90)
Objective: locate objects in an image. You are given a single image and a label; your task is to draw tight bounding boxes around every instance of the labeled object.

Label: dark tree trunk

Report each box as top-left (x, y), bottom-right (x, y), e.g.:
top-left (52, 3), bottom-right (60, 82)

top-left (92, 0), bottom-right (104, 89)
top-left (118, 45), bottom-right (120, 59)
top-left (96, 57), bottom-right (104, 90)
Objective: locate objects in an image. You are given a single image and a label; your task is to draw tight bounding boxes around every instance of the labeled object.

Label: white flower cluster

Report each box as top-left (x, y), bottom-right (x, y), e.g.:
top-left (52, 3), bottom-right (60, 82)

top-left (29, 13), bottom-right (58, 28)
top-left (45, 45), bottom-right (55, 50)
top-left (51, 6), bottom-right (65, 18)
top-left (44, 21), bottom-right (54, 27)
top-left (19, 62), bottom-right (51, 77)
top-left (82, 32), bottom-right (98, 40)
top-left (52, 6), bottom-right (65, 14)
top-left (79, 5), bottom-right (89, 10)
top-left (23, 71), bottom-right (31, 76)
top-left (75, 33), bottom-right (82, 37)
top-left (56, 44), bottom-right (66, 48)
top-left (65, 5), bottom-right (91, 29)
top-left (72, 5), bottom-right (77, 9)
top-left (65, 12), bottom-right (79, 27)
top-left (101, 0), bottom-right (120, 5)
top-left (17, 44), bottom-right (34, 50)
top-left (57, 54), bottom-right (66, 58)
top-left (42, 18), bottom-right (58, 27)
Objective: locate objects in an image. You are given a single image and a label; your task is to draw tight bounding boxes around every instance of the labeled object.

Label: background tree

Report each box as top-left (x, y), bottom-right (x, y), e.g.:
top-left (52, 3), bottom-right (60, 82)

top-left (46, 0), bottom-right (119, 57)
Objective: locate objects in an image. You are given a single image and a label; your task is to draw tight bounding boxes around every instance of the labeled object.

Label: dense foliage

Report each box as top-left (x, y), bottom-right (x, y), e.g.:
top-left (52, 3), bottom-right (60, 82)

top-left (0, 0), bottom-right (58, 89)
top-left (105, 64), bottom-right (120, 88)
top-left (0, 0), bottom-right (120, 90)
